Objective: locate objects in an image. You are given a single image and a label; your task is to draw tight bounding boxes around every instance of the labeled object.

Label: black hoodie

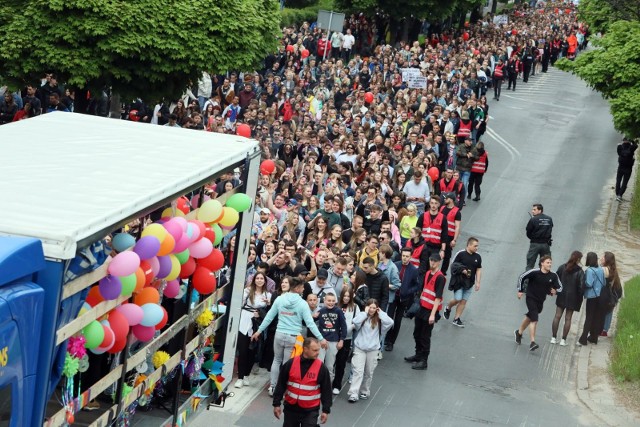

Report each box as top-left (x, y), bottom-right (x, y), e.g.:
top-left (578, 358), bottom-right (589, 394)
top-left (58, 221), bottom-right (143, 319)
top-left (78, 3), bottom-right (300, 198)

top-left (365, 269), bottom-right (390, 311)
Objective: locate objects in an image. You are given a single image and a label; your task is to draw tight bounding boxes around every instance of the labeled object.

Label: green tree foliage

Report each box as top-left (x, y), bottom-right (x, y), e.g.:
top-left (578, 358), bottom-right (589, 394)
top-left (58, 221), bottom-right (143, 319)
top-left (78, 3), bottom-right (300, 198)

top-left (578, 0), bottom-right (640, 33)
top-left (0, 0), bottom-right (281, 100)
top-left (334, 0), bottom-right (482, 22)
top-left (557, 20), bottom-right (640, 139)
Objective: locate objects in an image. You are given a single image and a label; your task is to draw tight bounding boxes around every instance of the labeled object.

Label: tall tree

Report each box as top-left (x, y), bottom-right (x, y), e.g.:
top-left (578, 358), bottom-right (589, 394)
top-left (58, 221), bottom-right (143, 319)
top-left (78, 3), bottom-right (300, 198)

top-left (0, 0), bottom-right (281, 100)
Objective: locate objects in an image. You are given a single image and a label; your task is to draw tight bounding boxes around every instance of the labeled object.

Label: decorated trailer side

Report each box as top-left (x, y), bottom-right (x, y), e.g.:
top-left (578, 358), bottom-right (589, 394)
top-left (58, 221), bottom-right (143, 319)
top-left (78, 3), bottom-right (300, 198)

top-left (0, 113), bottom-right (260, 426)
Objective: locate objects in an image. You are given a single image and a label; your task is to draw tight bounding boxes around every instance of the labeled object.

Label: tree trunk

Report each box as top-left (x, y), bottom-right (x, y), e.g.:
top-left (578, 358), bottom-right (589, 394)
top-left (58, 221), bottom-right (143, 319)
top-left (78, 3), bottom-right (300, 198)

top-left (491, 0), bottom-right (499, 15)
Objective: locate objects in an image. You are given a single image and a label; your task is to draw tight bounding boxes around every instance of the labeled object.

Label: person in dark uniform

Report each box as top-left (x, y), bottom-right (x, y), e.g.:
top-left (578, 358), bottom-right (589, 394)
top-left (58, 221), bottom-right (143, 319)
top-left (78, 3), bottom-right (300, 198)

top-left (514, 255), bottom-right (563, 351)
top-left (404, 253), bottom-right (446, 370)
top-left (525, 203), bottom-right (553, 270)
top-left (615, 138), bottom-right (638, 202)
top-left (273, 337), bottom-right (332, 427)
top-left (521, 47), bottom-right (534, 83)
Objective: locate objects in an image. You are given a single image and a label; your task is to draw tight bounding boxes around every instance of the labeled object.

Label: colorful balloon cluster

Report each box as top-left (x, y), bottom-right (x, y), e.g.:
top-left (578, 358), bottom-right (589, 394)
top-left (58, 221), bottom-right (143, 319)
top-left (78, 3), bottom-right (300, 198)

top-left (78, 191), bottom-right (253, 354)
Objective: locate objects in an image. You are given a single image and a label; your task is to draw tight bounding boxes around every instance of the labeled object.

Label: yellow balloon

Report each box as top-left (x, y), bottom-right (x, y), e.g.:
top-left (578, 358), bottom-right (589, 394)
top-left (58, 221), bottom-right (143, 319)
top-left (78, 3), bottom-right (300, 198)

top-left (141, 223), bottom-right (168, 241)
top-left (185, 209), bottom-right (199, 220)
top-left (165, 254), bottom-right (181, 281)
top-left (219, 207), bottom-right (239, 227)
top-left (162, 207), bottom-right (185, 218)
top-left (198, 200), bottom-right (223, 223)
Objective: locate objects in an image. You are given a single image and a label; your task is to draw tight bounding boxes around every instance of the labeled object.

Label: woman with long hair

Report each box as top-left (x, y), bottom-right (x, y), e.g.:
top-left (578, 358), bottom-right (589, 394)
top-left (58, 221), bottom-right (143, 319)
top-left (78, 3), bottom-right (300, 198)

top-left (332, 286), bottom-right (361, 394)
top-left (347, 299), bottom-right (393, 403)
top-left (578, 252), bottom-right (606, 346)
top-left (329, 224), bottom-right (346, 252)
top-left (305, 215), bottom-right (330, 251)
top-left (236, 273), bottom-right (271, 388)
top-left (260, 276), bottom-right (292, 370)
top-left (345, 228), bottom-right (367, 254)
top-left (551, 251), bottom-right (584, 346)
top-left (600, 251), bottom-right (622, 337)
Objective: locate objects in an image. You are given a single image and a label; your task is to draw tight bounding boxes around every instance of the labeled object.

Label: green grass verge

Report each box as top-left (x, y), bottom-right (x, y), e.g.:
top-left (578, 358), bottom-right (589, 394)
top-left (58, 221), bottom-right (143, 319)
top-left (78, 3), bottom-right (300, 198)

top-left (631, 167), bottom-right (640, 230)
top-left (281, 0), bottom-right (335, 27)
top-left (611, 275), bottom-right (640, 382)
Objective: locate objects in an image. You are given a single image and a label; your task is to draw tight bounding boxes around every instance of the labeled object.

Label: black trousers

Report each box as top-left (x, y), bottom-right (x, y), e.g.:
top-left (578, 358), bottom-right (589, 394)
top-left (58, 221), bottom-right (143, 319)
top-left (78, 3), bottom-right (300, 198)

top-left (507, 74), bottom-right (517, 90)
top-left (615, 167), bottom-right (632, 197)
top-left (493, 78), bottom-right (502, 99)
top-left (237, 332), bottom-right (256, 379)
top-left (413, 316), bottom-right (434, 361)
top-left (468, 172), bottom-right (484, 198)
top-left (385, 298), bottom-right (411, 345)
top-left (441, 242), bottom-right (453, 273)
top-left (283, 407), bottom-right (319, 427)
top-left (332, 339), bottom-right (352, 390)
top-left (523, 65), bottom-right (531, 82)
top-left (579, 298), bottom-right (606, 344)
top-left (526, 242), bottom-right (551, 270)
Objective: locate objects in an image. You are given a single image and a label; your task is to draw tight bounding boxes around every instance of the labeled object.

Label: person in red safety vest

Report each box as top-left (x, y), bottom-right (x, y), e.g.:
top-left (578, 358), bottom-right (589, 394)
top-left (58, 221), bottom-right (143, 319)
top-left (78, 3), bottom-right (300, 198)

top-left (273, 337), bottom-right (332, 426)
top-left (468, 141), bottom-right (488, 201)
top-left (404, 252), bottom-right (446, 370)
top-left (439, 193), bottom-right (462, 273)
top-left (405, 227), bottom-right (425, 268)
top-left (415, 195), bottom-right (448, 279)
top-left (437, 168), bottom-right (457, 196)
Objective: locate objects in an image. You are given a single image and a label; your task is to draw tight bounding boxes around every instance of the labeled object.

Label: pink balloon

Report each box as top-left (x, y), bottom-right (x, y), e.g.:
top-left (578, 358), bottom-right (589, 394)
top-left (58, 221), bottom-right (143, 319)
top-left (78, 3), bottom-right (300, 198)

top-left (163, 220), bottom-right (184, 242)
top-left (164, 280), bottom-right (180, 298)
top-left (189, 238), bottom-right (213, 259)
top-left (173, 233), bottom-right (191, 253)
top-left (189, 220), bottom-right (206, 241)
top-left (172, 217), bottom-right (188, 232)
top-left (148, 256), bottom-right (160, 276)
top-left (108, 251), bottom-right (140, 277)
top-left (115, 303), bottom-right (144, 326)
top-left (132, 324), bottom-right (155, 342)
top-left (187, 223), bottom-right (201, 242)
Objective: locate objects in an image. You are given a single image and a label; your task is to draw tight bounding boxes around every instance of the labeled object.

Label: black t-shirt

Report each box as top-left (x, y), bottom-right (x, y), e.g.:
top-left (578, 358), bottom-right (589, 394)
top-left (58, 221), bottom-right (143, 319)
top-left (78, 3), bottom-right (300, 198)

top-left (268, 263), bottom-right (292, 285)
top-left (517, 269), bottom-right (562, 302)
top-left (452, 250), bottom-right (482, 285)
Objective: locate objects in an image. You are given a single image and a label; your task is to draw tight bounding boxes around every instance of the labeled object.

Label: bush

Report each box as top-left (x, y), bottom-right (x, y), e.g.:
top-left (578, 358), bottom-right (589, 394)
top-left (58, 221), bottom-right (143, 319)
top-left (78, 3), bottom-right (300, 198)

top-left (631, 165), bottom-right (640, 230)
top-left (280, 0), bottom-right (335, 28)
top-left (611, 275), bottom-right (640, 382)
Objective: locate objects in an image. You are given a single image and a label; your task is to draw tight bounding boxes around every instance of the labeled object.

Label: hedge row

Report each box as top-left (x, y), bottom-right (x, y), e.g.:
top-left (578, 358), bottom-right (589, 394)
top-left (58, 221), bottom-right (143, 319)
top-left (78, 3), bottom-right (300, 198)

top-left (281, 0), bottom-right (335, 28)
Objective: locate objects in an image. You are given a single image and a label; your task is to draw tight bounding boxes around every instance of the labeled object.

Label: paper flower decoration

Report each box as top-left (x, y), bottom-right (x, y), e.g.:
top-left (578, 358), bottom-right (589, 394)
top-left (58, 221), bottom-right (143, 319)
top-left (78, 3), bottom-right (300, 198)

top-left (152, 350), bottom-right (170, 369)
top-left (196, 309), bottom-right (214, 328)
top-left (67, 336), bottom-right (87, 359)
top-left (63, 353), bottom-right (80, 378)
top-left (134, 374), bottom-right (154, 396)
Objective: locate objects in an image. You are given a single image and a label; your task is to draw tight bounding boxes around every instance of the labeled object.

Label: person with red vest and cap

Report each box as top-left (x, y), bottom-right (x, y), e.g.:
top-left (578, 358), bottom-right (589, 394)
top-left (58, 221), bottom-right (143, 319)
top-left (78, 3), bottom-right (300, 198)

top-left (437, 168), bottom-right (457, 196)
top-left (468, 141), bottom-right (488, 201)
top-left (439, 192), bottom-right (462, 273)
top-left (415, 195), bottom-right (449, 280)
top-left (404, 252), bottom-right (446, 370)
top-left (273, 337), bottom-right (332, 426)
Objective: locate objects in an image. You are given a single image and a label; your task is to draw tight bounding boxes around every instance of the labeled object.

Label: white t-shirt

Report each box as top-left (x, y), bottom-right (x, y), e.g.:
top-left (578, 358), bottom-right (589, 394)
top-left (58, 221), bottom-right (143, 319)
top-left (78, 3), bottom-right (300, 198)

top-left (342, 34), bottom-right (355, 50)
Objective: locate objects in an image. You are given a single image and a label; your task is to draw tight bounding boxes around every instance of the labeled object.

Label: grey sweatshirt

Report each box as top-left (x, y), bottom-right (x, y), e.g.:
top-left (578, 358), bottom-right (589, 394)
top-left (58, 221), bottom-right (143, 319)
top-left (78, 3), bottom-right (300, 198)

top-left (352, 310), bottom-right (394, 352)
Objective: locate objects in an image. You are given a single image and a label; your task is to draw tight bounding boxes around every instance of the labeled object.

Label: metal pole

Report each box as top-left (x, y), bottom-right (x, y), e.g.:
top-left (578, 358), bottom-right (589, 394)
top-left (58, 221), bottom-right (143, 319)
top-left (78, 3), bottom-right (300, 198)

top-left (323, 12), bottom-right (333, 61)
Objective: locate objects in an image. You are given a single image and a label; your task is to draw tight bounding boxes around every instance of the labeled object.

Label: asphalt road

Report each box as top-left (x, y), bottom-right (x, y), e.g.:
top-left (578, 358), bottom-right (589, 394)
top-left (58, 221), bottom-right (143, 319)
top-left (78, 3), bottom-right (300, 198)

top-left (197, 66), bottom-right (623, 427)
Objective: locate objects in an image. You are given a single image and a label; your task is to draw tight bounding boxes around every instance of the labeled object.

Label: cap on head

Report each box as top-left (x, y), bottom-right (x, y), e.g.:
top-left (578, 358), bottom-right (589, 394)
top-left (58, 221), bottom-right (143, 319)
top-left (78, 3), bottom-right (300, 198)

top-left (429, 253), bottom-right (442, 262)
top-left (293, 263), bottom-right (309, 276)
top-left (317, 268), bottom-right (329, 279)
top-left (444, 192), bottom-right (455, 200)
top-left (260, 208), bottom-right (270, 214)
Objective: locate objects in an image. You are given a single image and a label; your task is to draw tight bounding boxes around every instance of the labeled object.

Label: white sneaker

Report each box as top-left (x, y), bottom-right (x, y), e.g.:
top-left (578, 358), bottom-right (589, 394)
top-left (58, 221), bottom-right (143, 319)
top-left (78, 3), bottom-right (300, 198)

top-left (550, 337), bottom-right (557, 344)
top-left (234, 379), bottom-right (244, 388)
top-left (377, 351), bottom-right (383, 360)
top-left (243, 377), bottom-right (251, 386)
top-left (268, 386), bottom-right (274, 397)
top-left (559, 339), bottom-right (567, 346)
top-left (332, 388), bottom-right (340, 395)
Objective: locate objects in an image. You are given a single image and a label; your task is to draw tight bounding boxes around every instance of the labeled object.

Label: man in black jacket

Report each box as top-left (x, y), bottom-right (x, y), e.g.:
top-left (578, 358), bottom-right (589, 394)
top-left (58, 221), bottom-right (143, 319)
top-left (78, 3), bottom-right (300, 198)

top-left (615, 138), bottom-right (638, 202)
top-left (384, 248), bottom-right (420, 350)
top-left (361, 257), bottom-right (389, 312)
top-left (273, 337), bottom-right (332, 426)
top-left (525, 204), bottom-right (553, 270)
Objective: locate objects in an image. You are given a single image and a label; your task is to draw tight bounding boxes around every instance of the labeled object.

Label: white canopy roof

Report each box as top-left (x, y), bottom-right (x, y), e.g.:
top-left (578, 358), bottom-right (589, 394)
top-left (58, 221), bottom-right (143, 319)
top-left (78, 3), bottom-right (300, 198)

top-left (0, 113), bottom-right (259, 259)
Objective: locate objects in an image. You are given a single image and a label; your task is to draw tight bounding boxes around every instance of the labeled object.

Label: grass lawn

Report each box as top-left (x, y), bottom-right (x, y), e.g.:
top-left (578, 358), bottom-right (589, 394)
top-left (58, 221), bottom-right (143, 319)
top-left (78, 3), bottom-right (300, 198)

top-left (631, 167), bottom-right (640, 230)
top-left (611, 275), bottom-right (640, 382)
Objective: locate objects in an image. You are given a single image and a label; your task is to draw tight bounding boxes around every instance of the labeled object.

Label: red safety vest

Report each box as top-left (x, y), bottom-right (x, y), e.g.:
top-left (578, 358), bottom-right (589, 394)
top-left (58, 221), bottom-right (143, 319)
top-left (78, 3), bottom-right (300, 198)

top-left (494, 64), bottom-right (504, 79)
top-left (284, 357), bottom-right (322, 409)
top-left (457, 120), bottom-right (472, 138)
top-left (471, 152), bottom-right (488, 174)
top-left (406, 240), bottom-right (424, 268)
top-left (439, 178), bottom-right (457, 193)
top-left (421, 212), bottom-right (444, 244)
top-left (420, 270), bottom-right (444, 310)
top-left (439, 205), bottom-right (459, 237)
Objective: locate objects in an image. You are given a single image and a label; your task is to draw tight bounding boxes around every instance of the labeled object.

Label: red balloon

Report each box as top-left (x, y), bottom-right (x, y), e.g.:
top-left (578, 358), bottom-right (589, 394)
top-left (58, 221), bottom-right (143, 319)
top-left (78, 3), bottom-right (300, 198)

top-left (108, 310), bottom-right (130, 341)
top-left (129, 109), bottom-right (140, 122)
top-left (132, 324), bottom-right (155, 342)
top-left (139, 260), bottom-right (155, 286)
top-left (301, 49), bottom-right (309, 58)
top-left (100, 324), bottom-right (115, 348)
top-left (190, 220), bottom-right (207, 242)
top-left (428, 166), bottom-right (440, 183)
top-left (155, 307), bottom-right (168, 330)
top-left (236, 123), bottom-right (251, 138)
top-left (108, 336), bottom-right (127, 354)
top-left (463, 31), bottom-right (469, 41)
top-left (364, 92), bottom-right (374, 104)
top-left (198, 248), bottom-right (224, 272)
top-left (180, 257), bottom-right (197, 278)
top-left (86, 286), bottom-right (105, 307)
top-left (193, 267), bottom-right (217, 295)
top-left (203, 225), bottom-right (216, 243)
top-left (260, 160), bottom-right (275, 175)
top-left (177, 196), bottom-right (190, 214)
top-left (286, 45), bottom-right (294, 53)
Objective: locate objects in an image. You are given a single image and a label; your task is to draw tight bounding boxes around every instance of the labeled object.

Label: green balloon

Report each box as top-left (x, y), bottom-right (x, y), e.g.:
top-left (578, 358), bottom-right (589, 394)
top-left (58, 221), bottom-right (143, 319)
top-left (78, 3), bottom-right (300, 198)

top-left (226, 193), bottom-right (252, 212)
top-left (120, 273), bottom-right (136, 296)
top-left (212, 224), bottom-right (223, 246)
top-left (175, 249), bottom-right (190, 265)
top-left (83, 320), bottom-right (105, 350)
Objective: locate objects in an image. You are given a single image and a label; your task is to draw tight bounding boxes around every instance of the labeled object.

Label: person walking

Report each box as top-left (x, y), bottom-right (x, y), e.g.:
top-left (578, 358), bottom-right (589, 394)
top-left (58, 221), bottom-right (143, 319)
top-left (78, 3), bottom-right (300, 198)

top-left (578, 252), bottom-right (606, 346)
top-left (384, 248), bottom-right (420, 351)
top-left (600, 251), bottom-right (623, 338)
top-left (443, 237), bottom-right (482, 328)
top-left (315, 293), bottom-right (347, 385)
top-left (404, 253), bottom-right (446, 370)
top-left (438, 193), bottom-right (462, 273)
top-left (493, 58), bottom-right (505, 101)
top-left (550, 251), bottom-right (584, 346)
top-left (332, 286), bottom-right (360, 394)
top-left (515, 256), bottom-right (563, 351)
top-left (347, 299), bottom-right (394, 402)
top-left (525, 203), bottom-right (553, 270)
top-left (252, 279), bottom-right (328, 396)
top-left (272, 337), bottom-right (332, 426)
top-left (416, 195), bottom-right (449, 278)
top-left (468, 142), bottom-right (488, 201)
top-left (615, 138), bottom-right (638, 202)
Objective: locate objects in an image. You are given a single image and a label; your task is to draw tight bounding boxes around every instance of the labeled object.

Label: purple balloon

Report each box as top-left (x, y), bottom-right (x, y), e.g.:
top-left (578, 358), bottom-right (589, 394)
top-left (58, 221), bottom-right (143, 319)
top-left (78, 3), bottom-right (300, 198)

top-left (99, 275), bottom-right (122, 300)
top-left (156, 256), bottom-right (172, 279)
top-left (133, 236), bottom-right (161, 260)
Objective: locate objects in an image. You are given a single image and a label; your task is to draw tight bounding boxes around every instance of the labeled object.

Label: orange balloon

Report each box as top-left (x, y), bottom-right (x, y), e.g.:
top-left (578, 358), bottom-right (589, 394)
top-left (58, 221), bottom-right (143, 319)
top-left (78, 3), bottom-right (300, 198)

top-left (134, 267), bottom-right (146, 292)
top-left (134, 287), bottom-right (160, 306)
top-left (157, 233), bottom-right (176, 256)
top-left (86, 286), bottom-right (105, 307)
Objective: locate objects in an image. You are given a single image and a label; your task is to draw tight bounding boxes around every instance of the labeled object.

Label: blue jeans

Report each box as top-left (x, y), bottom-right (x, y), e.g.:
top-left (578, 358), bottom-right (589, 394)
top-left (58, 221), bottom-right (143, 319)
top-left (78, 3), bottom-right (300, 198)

top-left (453, 287), bottom-right (473, 301)
top-left (459, 171), bottom-right (470, 194)
top-left (603, 311), bottom-right (613, 332)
